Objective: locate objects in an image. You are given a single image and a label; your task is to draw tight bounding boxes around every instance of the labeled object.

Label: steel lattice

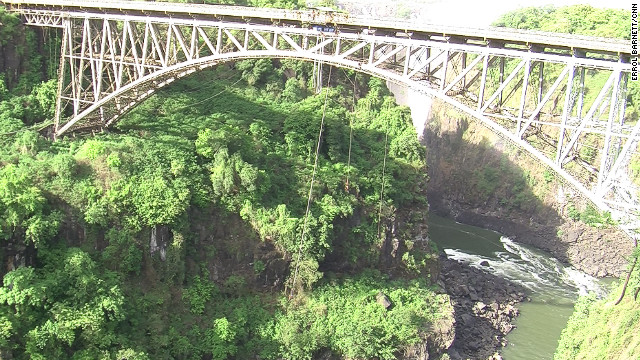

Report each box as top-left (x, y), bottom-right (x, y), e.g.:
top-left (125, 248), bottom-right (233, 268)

top-left (4, 1), bottom-right (640, 241)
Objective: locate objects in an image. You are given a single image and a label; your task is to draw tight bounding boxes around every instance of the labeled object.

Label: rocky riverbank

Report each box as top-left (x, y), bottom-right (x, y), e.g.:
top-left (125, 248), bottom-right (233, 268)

top-left (428, 196), bottom-right (633, 278)
top-left (439, 256), bottom-right (527, 360)
top-left (387, 83), bottom-right (631, 359)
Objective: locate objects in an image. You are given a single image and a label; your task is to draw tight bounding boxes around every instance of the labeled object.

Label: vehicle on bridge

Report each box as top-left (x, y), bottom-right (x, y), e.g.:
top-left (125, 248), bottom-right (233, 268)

top-left (310, 24), bottom-right (335, 33)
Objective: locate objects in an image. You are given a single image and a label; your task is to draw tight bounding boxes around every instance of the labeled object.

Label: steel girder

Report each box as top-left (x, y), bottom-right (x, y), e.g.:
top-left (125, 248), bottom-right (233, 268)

top-left (11, 8), bottom-right (640, 239)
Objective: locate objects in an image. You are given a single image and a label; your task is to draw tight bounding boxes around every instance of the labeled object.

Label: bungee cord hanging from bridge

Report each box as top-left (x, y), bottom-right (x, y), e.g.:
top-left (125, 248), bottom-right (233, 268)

top-left (344, 69), bottom-right (356, 193)
top-left (290, 66), bottom-right (332, 297)
top-left (2, 0), bottom-right (639, 242)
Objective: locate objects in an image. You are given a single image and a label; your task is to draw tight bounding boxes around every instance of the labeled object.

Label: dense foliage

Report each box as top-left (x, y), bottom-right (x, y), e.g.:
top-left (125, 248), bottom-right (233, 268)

top-left (555, 252), bottom-right (640, 359)
top-left (0, 8), bottom-right (445, 359)
top-left (272, 272), bottom-right (448, 359)
top-left (493, 5), bottom-right (629, 38)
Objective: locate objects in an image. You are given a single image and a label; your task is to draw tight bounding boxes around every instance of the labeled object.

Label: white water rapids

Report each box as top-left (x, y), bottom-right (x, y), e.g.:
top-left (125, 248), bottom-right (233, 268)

top-left (444, 236), bottom-right (606, 301)
top-left (429, 213), bottom-right (612, 359)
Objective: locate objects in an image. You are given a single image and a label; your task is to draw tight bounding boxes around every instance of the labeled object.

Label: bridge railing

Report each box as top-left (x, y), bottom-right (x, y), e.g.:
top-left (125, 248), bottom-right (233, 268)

top-left (1, 0), bottom-right (630, 57)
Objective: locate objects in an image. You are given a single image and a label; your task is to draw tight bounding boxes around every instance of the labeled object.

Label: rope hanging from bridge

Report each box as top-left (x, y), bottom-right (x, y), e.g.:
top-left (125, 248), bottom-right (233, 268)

top-left (8, 0), bottom-right (640, 247)
top-left (290, 65), bottom-right (332, 298)
top-left (47, 26), bottom-right (62, 80)
top-left (376, 127), bottom-right (389, 240)
top-left (345, 71), bottom-right (356, 192)
top-left (44, 27), bottom-right (52, 78)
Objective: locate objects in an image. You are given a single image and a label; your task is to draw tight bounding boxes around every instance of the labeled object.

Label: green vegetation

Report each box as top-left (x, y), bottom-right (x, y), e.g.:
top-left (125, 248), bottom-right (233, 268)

top-left (566, 203), bottom-right (615, 228)
top-left (0, 247), bottom-right (130, 359)
top-left (555, 250), bottom-right (640, 359)
top-left (493, 5), bottom-right (638, 123)
top-left (493, 5), bottom-right (629, 38)
top-left (0, 8), bottom-right (445, 359)
top-left (274, 272), bottom-right (449, 360)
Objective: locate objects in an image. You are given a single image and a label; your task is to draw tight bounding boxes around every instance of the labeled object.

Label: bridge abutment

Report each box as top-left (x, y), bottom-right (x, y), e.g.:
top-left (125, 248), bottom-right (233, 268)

top-left (387, 81), bottom-right (433, 141)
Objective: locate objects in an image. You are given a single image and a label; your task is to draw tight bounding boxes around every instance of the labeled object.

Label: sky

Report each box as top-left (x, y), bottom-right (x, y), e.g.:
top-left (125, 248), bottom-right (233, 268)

top-left (423, 0), bottom-right (630, 26)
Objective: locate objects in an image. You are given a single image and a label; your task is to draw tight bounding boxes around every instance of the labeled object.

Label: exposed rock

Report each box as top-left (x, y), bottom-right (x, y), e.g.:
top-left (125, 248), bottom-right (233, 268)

top-left (391, 238), bottom-right (400, 258)
top-left (566, 228), bottom-right (584, 243)
top-left (316, 350), bottom-right (339, 360)
top-left (255, 244), bottom-right (289, 289)
top-left (376, 292), bottom-right (393, 309)
top-left (440, 256), bottom-right (526, 360)
top-left (428, 194), bottom-right (633, 278)
top-left (402, 299), bottom-right (455, 360)
top-left (422, 100), bottom-right (634, 278)
top-left (150, 225), bottom-right (169, 261)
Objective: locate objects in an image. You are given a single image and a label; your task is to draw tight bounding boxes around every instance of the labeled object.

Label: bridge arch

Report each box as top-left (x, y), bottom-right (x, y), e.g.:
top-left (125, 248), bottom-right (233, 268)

top-left (5, 1), bottom-right (639, 238)
top-left (60, 49), bottom-right (608, 215)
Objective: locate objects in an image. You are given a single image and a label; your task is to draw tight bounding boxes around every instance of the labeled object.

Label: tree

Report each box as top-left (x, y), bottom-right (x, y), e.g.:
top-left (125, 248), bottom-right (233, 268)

top-left (0, 248), bottom-right (128, 359)
top-left (493, 5), bottom-right (629, 39)
top-left (205, 317), bottom-right (238, 360)
top-left (0, 164), bottom-right (60, 248)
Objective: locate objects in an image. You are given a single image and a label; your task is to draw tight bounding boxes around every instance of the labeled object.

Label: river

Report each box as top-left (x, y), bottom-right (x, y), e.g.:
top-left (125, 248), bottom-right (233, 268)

top-left (429, 214), bottom-right (608, 360)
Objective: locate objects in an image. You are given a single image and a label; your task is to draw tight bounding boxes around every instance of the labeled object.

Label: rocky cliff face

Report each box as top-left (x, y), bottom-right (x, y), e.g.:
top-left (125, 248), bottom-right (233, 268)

top-left (421, 99), bottom-right (633, 278)
top-left (0, 14), bottom-right (45, 90)
top-left (386, 85), bottom-right (634, 359)
top-left (401, 299), bottom-right (456, 360)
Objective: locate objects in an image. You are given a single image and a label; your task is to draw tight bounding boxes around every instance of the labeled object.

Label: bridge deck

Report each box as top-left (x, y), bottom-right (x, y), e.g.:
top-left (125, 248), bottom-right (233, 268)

top-left (0, 0), bottom-right (630, 58)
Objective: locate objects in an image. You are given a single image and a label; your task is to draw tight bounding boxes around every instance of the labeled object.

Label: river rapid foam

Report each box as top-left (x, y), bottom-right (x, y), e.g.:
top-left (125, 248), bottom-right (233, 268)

top-left (444, 236), bottom-right (605, 299)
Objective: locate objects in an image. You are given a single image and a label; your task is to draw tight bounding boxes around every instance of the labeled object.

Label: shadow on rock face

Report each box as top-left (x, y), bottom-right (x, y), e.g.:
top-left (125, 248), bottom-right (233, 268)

top-left (422, 100), bottom-right (632, 279)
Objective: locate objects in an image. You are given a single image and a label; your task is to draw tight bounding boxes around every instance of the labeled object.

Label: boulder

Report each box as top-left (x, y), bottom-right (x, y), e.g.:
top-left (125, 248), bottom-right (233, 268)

top-left (474, 301), bottom-right (487, 312)
top-left (376, 292), bottom-right (392, 309)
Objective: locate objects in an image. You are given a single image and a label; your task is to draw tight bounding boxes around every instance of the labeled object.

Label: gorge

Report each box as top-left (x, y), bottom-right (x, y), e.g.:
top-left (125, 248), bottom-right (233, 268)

top-left (0, 2), bottom-right (637, 360)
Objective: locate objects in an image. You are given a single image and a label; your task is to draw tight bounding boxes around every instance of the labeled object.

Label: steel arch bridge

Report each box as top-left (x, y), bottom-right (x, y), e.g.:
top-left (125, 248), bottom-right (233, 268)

top-left (3, 0), bottom-right (639, 238)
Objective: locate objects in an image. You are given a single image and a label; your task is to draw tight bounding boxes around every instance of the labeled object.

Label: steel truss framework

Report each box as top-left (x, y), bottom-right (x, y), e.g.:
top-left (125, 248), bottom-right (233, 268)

top-left (9, 5), bottom-right (640, 238)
